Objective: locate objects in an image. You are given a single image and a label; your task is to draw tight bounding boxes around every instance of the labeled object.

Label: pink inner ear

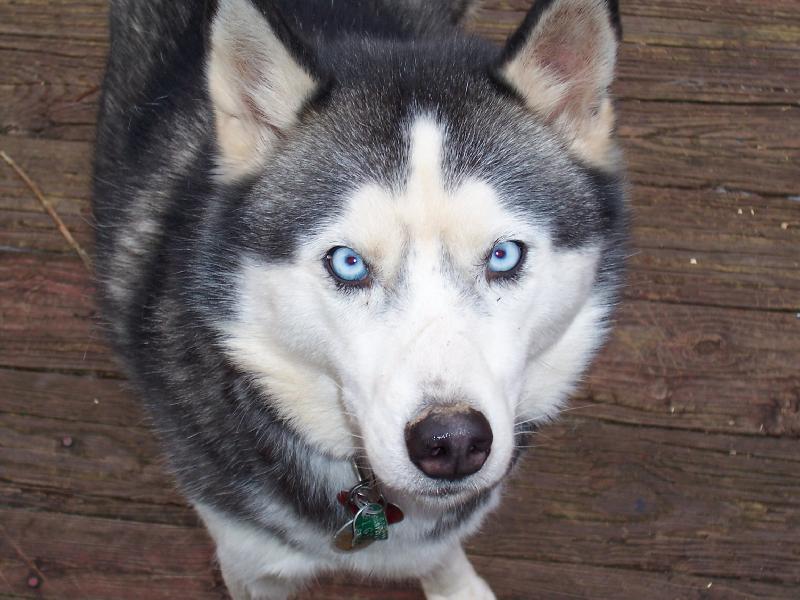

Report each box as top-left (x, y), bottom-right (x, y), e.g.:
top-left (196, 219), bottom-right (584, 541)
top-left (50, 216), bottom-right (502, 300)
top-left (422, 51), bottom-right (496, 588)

top-left (539, 46), bottom-right (583, 79)
top-left (535, 15), bottom-right (602, 82)
top-left (532, 10), bottom-right (609, 120)
top-left (500, 1), bottom-right (618, 163)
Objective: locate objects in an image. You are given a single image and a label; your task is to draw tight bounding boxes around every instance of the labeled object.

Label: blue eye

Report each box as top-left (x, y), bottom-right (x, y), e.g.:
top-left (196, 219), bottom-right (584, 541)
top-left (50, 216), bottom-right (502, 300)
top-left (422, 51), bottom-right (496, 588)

top-left (487, 241), bottom-right (525, 278)
top-left (326, 246), bottom-right (370, 285)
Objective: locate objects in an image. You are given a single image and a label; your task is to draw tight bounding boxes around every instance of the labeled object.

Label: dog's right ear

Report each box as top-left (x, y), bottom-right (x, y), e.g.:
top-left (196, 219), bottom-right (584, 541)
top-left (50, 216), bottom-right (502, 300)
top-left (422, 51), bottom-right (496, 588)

top-left (208, 0), bottom-right (319, 181)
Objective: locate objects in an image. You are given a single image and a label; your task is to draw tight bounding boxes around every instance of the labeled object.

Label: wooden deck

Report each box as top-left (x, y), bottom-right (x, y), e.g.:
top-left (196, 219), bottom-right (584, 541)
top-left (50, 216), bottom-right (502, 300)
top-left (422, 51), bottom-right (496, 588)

top-left (1, 1), bottom-right (798, 598)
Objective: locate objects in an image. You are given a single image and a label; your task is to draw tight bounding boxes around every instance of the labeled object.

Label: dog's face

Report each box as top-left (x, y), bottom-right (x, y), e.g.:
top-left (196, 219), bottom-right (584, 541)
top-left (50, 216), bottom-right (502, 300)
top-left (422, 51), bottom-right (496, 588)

top-left (211, 0), bottom-right (625, 503)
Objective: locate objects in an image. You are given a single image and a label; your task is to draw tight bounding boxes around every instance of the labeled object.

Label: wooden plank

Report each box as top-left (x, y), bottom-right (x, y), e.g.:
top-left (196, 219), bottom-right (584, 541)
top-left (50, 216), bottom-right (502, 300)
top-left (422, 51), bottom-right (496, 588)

top-left (4, 0), bottom-right (799, 48)
top-left (0, 481), bottom-right (197, 529)
top-left (474, 0), bottom-right (800, 106)
top-left (619, 0), bottom-right (800, 31)
top-left (2, 415), bottom-right (799, 597)
top-left (615, 45), bottom-right (799, 106)
top-left (0, 508), bottom-right (224, 600)
top-left (0, 411), bottom-right (182, 508)
top-left (584, 300), bottom-right (800, 436)
top-left (628, 186), bottom-right (800, 312)
top-left (308, 554), bottom-right (800, 599)
top-left (0, 208), bottom-right (93, 255)
top-left (1, 1), bottom-right (799, 145)
top-left (468, 418), bottom-right (800, 585)
top-left (0, 368), bottom-right (136, 427)
top-left (2, 131), bottom-right (798, 311)
top-left (469, 556), bottom-right (800, 600)
top-left (0, 0), bottom-right (106, 141)
top-left (0, 136), bottom-right (93, 255)
top-left (2, 251), bottom-right (798, 435)
top-left (474, 0), bottom-right (800, 41)
top-left (0, 136), bottom-right (93, 206)
top-left (0, 254), bottom-right (117, 374)
top-left (0, 37), bottom-right (103, 142)
top-left (0, 0), bottom-right (107, 41)
top-left (0, 367), bottom-right (191, 530)
top-left (3, 539), bottom-right (796, 600)
top-left (620, 102), bottom-right (799, 197)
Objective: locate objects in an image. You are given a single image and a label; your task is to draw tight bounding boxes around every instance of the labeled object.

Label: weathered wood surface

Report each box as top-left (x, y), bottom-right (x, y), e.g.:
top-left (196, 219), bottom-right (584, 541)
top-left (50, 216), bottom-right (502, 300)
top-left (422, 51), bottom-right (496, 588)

top-left (2, 0), bottom-right (798, 146)
top-left (3, 253), bottom-right (799, 436)
top-left (1, 0), bottom-right (799, 598)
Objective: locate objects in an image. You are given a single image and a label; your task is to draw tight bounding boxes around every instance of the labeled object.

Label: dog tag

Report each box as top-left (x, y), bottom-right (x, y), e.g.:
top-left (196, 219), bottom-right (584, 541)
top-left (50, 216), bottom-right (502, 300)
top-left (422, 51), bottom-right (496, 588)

top-left (333, 520), bottom-right (376, 552)
top-left (333, 461), bottom-right (403, 551)
top-left (352, 503), bottom-right (389, 543)
top-left (385, 502), bottom-right (404, 524)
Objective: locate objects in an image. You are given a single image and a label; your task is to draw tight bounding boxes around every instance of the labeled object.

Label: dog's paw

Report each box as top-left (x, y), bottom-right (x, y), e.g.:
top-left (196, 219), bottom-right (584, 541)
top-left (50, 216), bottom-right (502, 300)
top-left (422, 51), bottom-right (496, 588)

top-left (425, 574), bottom-right (496, 600)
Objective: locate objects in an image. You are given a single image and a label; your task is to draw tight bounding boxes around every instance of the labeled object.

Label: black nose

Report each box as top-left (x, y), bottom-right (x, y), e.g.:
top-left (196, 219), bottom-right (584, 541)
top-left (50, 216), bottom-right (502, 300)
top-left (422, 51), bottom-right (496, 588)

top-left (405, 407), bottom-right (493, 480)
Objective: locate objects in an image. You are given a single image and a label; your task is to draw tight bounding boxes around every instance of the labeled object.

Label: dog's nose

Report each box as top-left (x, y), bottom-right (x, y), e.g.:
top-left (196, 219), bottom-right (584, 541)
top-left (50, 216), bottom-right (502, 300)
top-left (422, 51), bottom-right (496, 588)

top-left (405, 407), bottom-right (493, 480)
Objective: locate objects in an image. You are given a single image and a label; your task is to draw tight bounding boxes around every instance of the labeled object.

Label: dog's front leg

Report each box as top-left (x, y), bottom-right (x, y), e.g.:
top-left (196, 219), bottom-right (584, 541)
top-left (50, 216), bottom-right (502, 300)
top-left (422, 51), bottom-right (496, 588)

top-left (420, 545), bottom-right (495, 600)
top-left (216, 548), bottom-right (302, 600)
top-left (196, 504), bottom-right (311, 600)
top-left (221, 567), bottom-right (301, 600)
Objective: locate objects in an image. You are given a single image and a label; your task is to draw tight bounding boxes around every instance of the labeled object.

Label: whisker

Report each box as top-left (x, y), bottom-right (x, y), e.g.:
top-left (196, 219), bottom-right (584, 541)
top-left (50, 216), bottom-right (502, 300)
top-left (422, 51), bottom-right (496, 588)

top-left (514, 403), bottom-right (595, 426)
top-left (514, 415), bottom-right (546, 427)
top-left (555, 403), bottom-right (596, 415)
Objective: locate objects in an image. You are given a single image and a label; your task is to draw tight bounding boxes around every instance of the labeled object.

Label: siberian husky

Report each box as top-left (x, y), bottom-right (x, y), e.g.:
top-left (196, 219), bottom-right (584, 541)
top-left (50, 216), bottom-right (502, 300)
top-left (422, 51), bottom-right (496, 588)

top-left (93, 0), bottom-right (627, 597)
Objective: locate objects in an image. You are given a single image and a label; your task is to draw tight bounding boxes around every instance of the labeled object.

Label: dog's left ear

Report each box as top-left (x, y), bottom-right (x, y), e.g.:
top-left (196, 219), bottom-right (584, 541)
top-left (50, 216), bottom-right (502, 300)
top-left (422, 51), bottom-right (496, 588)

top-left (499, 0), bottom-right (621, 169)
top-left (208, 0), bottom-right (320, 181)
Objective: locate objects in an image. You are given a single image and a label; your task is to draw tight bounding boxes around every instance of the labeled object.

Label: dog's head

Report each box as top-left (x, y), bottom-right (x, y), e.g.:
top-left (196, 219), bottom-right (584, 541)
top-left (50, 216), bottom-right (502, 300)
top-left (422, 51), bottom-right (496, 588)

top-left (209, 0), bottom-right (626, 503)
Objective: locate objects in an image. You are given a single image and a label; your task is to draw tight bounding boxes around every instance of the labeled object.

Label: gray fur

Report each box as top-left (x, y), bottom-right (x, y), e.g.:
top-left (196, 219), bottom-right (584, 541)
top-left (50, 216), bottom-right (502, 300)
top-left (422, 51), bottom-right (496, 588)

top-left (93, 0), bottom-right (627, 594)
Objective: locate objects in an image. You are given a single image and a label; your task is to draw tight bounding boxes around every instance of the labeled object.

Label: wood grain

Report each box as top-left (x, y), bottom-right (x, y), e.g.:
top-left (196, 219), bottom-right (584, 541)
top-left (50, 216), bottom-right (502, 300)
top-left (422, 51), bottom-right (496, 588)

top-left (620, 102), bottom-right (799, 196)
top-left (3, 404), bottom-right (799, 597)
top-left (4, 248), bottom-right (799, 436)
top-left (475, 420), bottom-right (800, 581)
top-left (1, 0), bottom-right (799, 144)
top-left (1, 0), bottom-right (799, 598)
top-left (2, 136), bottom-right (797, 314)
top-left (628, 186), bottom-right (800, 312)
top-left (586, 300), bottom-right (800, 436)
top-left (0, 254), bottom-right (115, 374)
top-left (476, 0), bottom-right (800, 103)
top-left (0, 509), bottom-right (223, 600)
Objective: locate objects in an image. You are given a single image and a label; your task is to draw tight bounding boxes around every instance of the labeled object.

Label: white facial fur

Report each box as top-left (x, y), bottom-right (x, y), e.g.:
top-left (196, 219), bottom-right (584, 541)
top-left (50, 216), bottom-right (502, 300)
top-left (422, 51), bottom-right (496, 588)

top-left (220, 116), bottom-right (609, 501)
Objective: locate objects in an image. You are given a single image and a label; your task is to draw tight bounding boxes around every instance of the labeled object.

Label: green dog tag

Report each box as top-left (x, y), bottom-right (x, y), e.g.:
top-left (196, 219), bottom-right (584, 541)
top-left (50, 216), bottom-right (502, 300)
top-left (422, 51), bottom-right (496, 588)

top-left (333, 464), bottom-right (403, 552)
top-left (334, 520), bottom-right (375, 552)
top-left (352, 503), bottom-right (389, 543)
